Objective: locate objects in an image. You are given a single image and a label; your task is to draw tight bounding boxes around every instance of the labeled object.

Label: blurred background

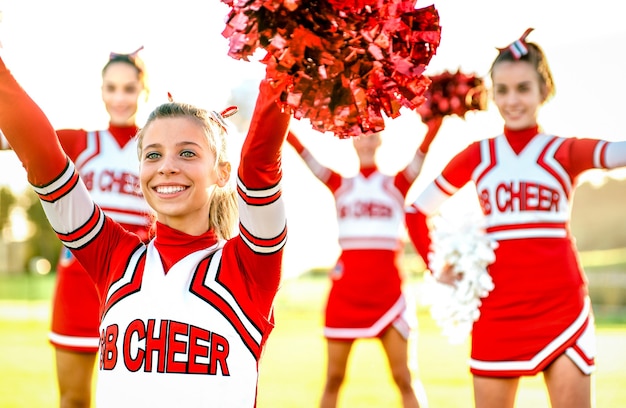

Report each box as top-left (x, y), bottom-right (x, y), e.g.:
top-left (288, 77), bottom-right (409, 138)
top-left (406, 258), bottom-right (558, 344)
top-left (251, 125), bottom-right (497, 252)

top-left (1, 1), bottom-right (625, 406)
top-left (1, 0), bottom-right (625, 282)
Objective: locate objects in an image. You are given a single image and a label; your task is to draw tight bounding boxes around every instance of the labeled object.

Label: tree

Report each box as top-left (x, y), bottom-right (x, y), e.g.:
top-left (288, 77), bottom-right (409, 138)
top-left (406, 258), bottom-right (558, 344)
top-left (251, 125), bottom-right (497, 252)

top-left (24, 189), bottom-right (62, 270)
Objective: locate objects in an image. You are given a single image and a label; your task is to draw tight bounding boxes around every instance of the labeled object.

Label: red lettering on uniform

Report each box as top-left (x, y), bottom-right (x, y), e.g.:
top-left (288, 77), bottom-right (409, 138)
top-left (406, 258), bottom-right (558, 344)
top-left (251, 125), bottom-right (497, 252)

top-left (493, 181), bottom-right (560, 213)
top-left (97, 170), bottom-right (142, 197)
top-left (339, 201), bottom-right (392, 219)
top-left (124, 319), bottom-right (146, 372)
top-left (105, 319), bottom-right (233, 375)
top-left (188, 326), bottom-right (211, 374)
top-left (145, 319), bottom-right (168, 373)
top-left (508, 182), bottom-right (522, 211)
top-left (100, 324), bottom-right (119, 370)
top-left (166, 321), bottom-right (188, 374)
top-left (522, 182), bottom-right (537, 210)
top-left (83, 171), bottom-right (94, 191)
top-left (478, 189), bottom-right (491, 215)
top-left (209, 333), bottom-right (230, 375)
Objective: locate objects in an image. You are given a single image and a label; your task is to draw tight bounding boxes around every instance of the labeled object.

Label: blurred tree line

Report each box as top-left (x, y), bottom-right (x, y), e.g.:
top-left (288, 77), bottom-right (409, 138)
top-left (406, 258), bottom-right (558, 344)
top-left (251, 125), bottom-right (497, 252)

top-left (0, 186), bottom-right (61, 273)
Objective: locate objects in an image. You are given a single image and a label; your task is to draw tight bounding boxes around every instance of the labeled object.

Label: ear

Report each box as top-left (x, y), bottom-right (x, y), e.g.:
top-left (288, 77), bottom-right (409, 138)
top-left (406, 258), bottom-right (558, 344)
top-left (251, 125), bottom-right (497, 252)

top-left (216, 162), bottom-right (231, 187)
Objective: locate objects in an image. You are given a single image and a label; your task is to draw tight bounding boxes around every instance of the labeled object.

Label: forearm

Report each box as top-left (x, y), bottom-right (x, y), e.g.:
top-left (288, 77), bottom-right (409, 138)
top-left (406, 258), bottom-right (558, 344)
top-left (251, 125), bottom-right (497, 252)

top-left (0, 58), bottom-right (66, 186)
top-left (405, 204), bottom-right (432, 265)
top-left (239, 79), bottom-right (290, 188)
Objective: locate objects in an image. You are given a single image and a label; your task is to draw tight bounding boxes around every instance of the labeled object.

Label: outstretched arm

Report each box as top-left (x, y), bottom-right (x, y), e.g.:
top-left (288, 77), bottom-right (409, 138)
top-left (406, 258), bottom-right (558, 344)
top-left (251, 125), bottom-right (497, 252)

top-left (0, 57), bottom-right (67, 185)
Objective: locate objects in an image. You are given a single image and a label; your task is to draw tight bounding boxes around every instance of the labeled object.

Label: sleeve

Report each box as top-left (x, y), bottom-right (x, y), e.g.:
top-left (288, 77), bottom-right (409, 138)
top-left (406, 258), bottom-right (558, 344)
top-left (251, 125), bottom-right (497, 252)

top-left (555, 137), bottom-right (626, 177)
top-left (236, 78), bottom-right (290, 295)
top-left (0, 57), bottom-right (67, 185)
top-left (286, 129), bottom-right (342, 192)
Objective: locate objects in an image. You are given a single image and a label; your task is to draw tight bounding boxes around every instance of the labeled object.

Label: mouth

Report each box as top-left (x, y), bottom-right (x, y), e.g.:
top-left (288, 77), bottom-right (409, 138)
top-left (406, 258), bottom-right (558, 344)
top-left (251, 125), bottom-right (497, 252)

top-left (154, 185), bottom-right (188, 195)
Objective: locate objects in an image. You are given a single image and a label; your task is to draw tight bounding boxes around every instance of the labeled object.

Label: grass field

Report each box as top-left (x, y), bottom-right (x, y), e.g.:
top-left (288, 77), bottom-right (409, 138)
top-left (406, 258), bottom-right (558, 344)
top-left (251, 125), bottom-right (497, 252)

top-left (0, 273), bottom-right (625, 407)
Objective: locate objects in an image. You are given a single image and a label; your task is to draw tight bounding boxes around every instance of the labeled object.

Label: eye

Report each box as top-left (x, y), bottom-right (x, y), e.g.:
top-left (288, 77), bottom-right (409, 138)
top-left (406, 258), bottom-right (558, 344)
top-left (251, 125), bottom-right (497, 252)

top-left (145, 151), bottom-right (161, 160)
top-left (180, 150), bottom-right (196, 158)
top-left (494, 86), bottom-right (507, 95)
top-left (124, 84), bottom-right (140, 95)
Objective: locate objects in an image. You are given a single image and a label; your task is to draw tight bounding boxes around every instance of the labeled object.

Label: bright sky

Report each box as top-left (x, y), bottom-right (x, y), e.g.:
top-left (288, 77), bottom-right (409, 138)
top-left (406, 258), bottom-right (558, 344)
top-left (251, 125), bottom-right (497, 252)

top-left (0, 0), bottom-right (625, 277)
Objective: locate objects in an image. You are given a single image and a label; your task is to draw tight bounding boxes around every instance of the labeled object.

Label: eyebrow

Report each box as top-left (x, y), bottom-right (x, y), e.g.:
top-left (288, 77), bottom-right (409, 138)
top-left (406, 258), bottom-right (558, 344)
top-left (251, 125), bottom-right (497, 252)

top-left (142, 141), bottom-right (203, 151)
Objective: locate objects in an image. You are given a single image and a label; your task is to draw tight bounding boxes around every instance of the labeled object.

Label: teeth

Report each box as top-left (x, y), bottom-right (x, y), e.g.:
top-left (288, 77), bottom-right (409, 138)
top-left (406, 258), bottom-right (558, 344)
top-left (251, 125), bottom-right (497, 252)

top-left (156, 186), bottom-right (186, 194)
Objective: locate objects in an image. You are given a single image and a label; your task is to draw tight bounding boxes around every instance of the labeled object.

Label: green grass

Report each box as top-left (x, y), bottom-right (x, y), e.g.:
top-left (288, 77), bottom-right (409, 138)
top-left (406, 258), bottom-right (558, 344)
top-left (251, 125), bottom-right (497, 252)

top-left (0, 274), bottom-right (625, 407)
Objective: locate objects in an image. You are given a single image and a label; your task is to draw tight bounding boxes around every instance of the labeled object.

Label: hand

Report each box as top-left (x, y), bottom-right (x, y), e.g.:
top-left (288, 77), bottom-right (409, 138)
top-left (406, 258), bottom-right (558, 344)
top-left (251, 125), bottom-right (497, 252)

top-left (434, 263), bottom-right (462, 287)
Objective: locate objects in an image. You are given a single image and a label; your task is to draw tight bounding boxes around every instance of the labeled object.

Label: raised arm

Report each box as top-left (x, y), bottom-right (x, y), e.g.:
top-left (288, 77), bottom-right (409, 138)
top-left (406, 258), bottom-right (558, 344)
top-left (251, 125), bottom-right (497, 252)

top-left (0, 57), bottom-right (67, 185)
top-left (286, 130), bottom-right (342, 191)
top-left (236, 78), bottom-right (290, 279)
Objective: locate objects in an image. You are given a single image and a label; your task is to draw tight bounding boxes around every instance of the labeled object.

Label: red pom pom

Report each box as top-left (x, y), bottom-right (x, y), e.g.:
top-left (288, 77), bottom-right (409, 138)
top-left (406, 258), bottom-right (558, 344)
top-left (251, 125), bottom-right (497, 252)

top-left (417, 69), bottom-right (487, 123)
top-left (221, 0), bottom-right (441, 138)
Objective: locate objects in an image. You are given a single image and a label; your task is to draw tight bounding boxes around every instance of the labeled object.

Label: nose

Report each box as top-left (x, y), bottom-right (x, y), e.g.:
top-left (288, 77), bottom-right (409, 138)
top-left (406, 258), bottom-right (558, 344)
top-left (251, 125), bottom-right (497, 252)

top-left (504, 90), bottom-right (520, 105)
top-left (158, 154), bottom-right (179, 175)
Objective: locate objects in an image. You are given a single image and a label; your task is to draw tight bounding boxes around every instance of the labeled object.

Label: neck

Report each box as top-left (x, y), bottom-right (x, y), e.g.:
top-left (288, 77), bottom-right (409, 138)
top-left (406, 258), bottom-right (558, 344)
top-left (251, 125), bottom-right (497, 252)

top-left (503, 124), bottom-right (540, 155)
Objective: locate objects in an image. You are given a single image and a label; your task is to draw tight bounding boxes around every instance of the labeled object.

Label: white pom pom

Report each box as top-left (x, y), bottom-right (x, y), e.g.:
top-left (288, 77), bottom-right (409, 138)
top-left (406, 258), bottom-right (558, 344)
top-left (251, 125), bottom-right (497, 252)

top-left (422, 208), bottom-right (497, 344)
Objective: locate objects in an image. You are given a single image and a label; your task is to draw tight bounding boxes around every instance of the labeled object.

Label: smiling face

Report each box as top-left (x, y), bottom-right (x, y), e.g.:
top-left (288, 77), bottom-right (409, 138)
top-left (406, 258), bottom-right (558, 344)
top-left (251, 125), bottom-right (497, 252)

top-left (101, 61), bottom-right (144, 126)
top-left (491, 60), bottom-right (546, 130)
top-left (138, 116), bottom-right (230, 235)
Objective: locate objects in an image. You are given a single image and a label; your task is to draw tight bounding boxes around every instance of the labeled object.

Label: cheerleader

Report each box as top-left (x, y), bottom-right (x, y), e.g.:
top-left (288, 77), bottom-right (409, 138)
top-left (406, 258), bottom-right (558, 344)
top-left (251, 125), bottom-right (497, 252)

top-left (405, 28), bottom-right (626, 408)
top-left (287, 116), bottom-right (441, 408)
top-left (0, 52), bottom-right (290, 407)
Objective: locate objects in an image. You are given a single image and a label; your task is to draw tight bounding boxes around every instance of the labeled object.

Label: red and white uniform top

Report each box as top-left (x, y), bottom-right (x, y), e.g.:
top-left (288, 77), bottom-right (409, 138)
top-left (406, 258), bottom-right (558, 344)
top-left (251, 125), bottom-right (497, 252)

top-left (294, 135), bottom-right (424, 251)
top-left (0, 59), bottom-right (289, 406)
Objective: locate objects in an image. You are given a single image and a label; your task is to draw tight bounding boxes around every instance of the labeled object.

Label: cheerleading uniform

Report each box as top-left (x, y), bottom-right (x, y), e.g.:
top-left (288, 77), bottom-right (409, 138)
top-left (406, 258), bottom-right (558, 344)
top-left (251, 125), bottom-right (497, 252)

top-left (287, 131), bottom-right (427, 340)
top-left (1, 59), bottom-right (289, 406)
top-left (406, 125), bottom-right (626, 377)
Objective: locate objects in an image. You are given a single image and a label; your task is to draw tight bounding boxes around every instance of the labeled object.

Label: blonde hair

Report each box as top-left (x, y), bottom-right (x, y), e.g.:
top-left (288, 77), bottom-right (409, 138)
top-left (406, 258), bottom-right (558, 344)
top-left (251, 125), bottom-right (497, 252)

top-left (136, 102), bottom-right (238, 240)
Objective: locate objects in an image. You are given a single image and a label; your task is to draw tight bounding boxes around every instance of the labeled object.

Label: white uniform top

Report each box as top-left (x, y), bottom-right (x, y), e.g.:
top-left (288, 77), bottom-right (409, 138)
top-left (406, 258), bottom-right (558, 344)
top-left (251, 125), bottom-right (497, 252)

top-left (334, 171), bottom-right (405, 250)
top-left (75, 130), bottom-right (150, 226)
top-left (97, 242), bottom-right (261, 407)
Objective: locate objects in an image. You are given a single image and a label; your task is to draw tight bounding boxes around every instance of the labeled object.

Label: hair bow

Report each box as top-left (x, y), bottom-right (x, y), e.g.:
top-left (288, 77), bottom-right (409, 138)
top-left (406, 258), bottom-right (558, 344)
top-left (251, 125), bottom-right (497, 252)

top-left (498, 28), bottom-right (534, 60)
top-left (109, 45), bottom-right (144, 62)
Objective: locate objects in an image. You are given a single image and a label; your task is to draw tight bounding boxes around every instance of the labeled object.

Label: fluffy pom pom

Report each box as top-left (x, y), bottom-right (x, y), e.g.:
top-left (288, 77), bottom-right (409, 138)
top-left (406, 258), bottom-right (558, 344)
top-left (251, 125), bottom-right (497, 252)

top-left (417, 69), bottom-right (487, 123)
top-left (221, 0), bottom-right (441, 138)
top-left (420, 209), bottom-right (497, 344)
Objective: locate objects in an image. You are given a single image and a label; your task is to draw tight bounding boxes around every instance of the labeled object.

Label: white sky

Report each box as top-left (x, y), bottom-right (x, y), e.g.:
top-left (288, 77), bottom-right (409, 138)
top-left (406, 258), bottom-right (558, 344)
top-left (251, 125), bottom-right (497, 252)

top-left (1, 0), bottom-right (625, 277)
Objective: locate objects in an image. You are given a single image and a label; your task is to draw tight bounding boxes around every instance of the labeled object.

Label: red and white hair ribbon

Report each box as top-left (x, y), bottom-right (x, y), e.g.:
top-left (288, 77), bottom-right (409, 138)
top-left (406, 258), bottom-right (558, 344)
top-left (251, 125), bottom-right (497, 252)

top-left (500, 28), bottom-right (534, 60)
